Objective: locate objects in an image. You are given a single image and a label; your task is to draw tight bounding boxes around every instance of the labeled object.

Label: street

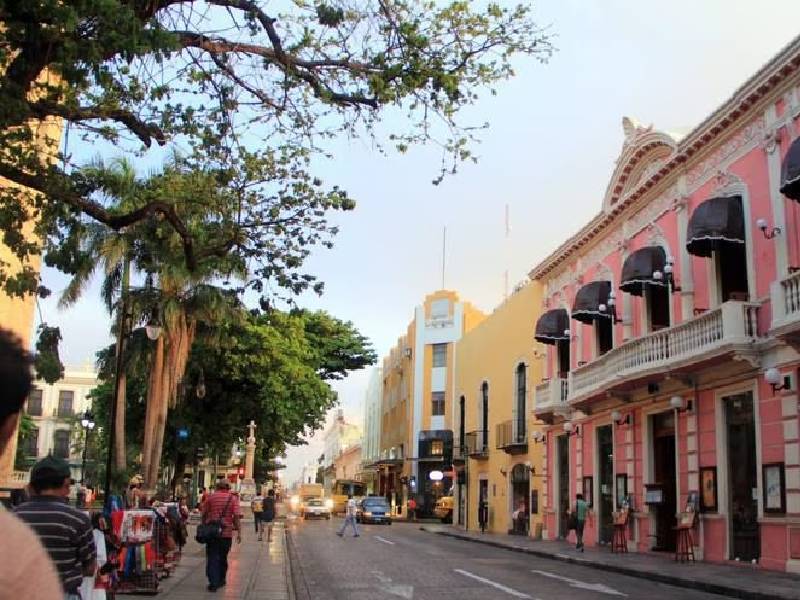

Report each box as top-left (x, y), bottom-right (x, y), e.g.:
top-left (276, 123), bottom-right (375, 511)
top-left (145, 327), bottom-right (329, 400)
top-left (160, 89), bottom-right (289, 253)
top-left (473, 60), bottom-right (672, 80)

top-left (287, 517), bottom-right (735, 600)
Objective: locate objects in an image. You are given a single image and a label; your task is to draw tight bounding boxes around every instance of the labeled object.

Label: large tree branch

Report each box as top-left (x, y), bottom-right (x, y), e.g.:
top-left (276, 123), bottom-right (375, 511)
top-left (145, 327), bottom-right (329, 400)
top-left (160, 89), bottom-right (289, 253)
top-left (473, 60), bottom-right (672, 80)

top-left (177, 32), bottom-right (379, 108)
top-left (29, 100), bottom-right (167, 147)
top-left (0, 162), bottom-right (196, 269)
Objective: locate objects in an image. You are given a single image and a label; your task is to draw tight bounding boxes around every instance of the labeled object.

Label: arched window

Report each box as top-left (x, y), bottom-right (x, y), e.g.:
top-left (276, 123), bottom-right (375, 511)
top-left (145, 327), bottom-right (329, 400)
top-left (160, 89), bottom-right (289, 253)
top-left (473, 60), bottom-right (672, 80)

top-left (515, 364), bottom-right (527, 441)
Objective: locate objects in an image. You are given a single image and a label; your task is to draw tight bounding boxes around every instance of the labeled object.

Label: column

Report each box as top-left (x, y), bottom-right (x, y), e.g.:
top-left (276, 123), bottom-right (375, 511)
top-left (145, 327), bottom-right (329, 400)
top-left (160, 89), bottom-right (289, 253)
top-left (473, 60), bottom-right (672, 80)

top-left (764, 105), bottom-right (789, 277)
top-left (675, 180), bottom-right (695, 321)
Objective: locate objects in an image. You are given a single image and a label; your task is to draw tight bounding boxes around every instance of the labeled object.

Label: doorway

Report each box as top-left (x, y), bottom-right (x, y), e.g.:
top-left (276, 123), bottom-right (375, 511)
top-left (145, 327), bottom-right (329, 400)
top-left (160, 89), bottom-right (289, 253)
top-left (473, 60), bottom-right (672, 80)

top-left (478, 479), bottom-right (489, 530)
top-left (648, 285), bottom-right (670, 330)
top-left (597, 425), bottom-right (614, 544)
top-left (718, 244), bottom-right (749, 302)
top-left (557, 340), bottom-right (570, 377)
top-left (652, 411), bottom-right (677, 551)
top-left (557, 435), bottom-right (570, 538)
top-left (596, 317), bottom-right (613, 355)
top-left (510, 464), bottom-right (530, 535)
top-left (725, 392), bottom-right (759, 561)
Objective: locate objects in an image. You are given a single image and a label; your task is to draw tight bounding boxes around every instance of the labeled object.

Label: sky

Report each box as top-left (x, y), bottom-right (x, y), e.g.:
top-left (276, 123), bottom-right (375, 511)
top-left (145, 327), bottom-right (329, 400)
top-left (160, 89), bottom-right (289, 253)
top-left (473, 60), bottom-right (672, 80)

top-left (36, 0), bottom-right (800, 487)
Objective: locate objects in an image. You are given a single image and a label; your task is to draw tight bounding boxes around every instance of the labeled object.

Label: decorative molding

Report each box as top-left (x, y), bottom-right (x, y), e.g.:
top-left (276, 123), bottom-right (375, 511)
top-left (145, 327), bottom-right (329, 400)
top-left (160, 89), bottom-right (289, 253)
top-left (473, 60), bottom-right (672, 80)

top-left (712, 170), bottom-right (746, 196)
top-left (685, 117), bottom-right (766, 191)
top-left (762, 127), bottom-right (782, 155)
top-left (623, 184), bottom-right (678, 240)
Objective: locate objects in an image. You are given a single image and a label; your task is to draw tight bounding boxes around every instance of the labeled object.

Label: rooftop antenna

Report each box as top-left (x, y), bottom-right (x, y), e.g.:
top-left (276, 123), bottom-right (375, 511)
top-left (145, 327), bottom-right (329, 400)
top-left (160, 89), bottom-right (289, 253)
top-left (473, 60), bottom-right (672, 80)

top-left (504, 204), bottom-right (511, 299)
top-left (441, 225), bottom-right (446, 290)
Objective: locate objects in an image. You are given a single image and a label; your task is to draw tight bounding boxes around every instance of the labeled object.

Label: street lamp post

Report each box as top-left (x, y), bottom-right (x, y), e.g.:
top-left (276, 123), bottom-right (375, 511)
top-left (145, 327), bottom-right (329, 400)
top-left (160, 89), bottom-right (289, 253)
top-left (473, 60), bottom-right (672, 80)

top-left (80, 411), bottom-right (96, 485)
top-left (104, 272), bottom-right (162, 510)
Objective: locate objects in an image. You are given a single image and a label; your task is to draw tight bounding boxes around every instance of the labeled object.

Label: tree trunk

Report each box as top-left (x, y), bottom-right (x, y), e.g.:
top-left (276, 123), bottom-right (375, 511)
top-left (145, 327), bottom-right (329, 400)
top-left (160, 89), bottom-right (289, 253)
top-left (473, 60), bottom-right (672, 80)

top-left (114, 370), bottom-right (127, 472)
top-left (141, 334), bottom-right (165, 487)
top-left (113, 259), bottom-right (130, 473)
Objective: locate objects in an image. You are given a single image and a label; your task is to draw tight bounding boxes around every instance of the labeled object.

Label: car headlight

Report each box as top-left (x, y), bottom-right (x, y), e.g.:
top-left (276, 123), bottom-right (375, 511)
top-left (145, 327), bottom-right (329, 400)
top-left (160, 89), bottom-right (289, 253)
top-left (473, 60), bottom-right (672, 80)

top-left (290, 495), bottom-right (300, 506)
top-left (364, 511), bottom-right (372, 516)
top-left (325, 499), bottom-right (334, 509)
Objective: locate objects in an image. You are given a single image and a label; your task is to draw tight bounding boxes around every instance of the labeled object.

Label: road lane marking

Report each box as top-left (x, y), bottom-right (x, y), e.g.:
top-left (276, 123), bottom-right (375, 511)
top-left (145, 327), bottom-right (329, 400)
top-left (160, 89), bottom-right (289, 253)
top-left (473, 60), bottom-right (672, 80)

top-left (374, 535), bottom-right (395, 545)
top-left (370, 570), bottom-right (413, 598)
top-left (530, 569), bottom-right (627, 596)
top-left (454, 569), bottom-right (535, 599)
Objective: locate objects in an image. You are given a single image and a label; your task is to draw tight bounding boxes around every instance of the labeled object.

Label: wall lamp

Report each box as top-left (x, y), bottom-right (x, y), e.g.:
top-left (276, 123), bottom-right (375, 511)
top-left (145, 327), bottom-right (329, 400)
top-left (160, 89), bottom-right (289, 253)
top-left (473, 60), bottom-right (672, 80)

top-left (653, 256), bottom-right (681, 293)
top-left (599, 290), bottom-right (622, 324)
top-left (563, 421), bottom-right (581, 436)
top-left (611, 410), bottom-right (632, 426)
top-left (531, 430), bottom-right (546, 444)
top-left (669, 395), bottom-right (693, 413)
top-left (756, 218), bottom-right (781, 240)
top-left (765, 367), bottom-right (791, 394)
top-left (500, 466), bottom-right (508, 477)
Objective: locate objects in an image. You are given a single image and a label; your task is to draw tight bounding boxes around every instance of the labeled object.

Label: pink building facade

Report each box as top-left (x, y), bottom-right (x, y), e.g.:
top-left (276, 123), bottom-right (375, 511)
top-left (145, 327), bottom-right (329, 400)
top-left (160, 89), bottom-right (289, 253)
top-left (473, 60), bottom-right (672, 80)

top-left (532, 37), bottom-right (800, 573)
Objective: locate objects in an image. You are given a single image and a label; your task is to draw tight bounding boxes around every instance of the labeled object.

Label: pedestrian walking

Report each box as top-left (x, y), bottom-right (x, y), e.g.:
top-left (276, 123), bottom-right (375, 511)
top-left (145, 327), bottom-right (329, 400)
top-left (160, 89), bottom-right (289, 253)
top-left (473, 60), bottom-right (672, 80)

top-left (336, 494), bottom-right (360, 538)
top-left (14, 455), bottom-right (97, 599)
top-left (251, 490), bottom-right (264, 538)
top-left (478, 497), bottom-right (488, 533)
top-left (573, 493), bottom-right (588, 551)
top-left (0, 328), bottom-right (63, 600)
top-left (201, 480), bottom-right (241, 592)
top-left (262, 489), bottom-right (276, 543)
top-left (407, 497), bottom-right (417, 522)
top-left (80, 513), bottom-right (111, 600)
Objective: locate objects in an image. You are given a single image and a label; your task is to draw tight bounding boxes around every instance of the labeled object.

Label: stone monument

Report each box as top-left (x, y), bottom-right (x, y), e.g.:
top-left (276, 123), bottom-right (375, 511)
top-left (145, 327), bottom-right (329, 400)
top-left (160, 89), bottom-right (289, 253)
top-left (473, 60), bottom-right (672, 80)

top-left (239, 420), bottom-right (258, 501)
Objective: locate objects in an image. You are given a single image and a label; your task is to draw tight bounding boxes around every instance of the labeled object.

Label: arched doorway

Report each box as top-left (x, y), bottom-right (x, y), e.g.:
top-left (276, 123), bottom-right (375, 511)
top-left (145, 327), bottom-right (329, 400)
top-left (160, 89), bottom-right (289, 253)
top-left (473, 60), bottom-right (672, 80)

top-left (510, 464), bottom-right (530, 535)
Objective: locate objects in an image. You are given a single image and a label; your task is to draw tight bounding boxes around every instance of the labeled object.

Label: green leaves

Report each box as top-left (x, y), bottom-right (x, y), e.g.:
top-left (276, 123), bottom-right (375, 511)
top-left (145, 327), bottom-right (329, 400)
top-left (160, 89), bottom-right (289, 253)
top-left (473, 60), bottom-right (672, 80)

top-left (34, 324), bottom-right (65, 384)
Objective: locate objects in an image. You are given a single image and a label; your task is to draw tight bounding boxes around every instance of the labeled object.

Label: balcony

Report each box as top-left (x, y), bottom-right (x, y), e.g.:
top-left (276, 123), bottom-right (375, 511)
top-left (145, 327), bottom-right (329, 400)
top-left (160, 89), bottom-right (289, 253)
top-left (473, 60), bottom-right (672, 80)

top-left (452, 438), bottom-right (466, 463)
top-left (496, 420), bottom-right (527, 454)
top-left (464, 430), bottom-right (488, 459)
top-left (569, 301), bottom-right (761, 408)
top-left (770, 271), bottom-right (800, 349)
top-left (534, 377), bottom-right (569, 422)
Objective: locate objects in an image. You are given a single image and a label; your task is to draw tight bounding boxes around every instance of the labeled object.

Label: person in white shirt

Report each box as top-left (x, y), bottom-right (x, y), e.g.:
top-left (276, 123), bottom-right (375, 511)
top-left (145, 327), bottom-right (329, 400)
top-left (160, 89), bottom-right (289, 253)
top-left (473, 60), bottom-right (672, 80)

top-left (336, 494), bottom-right (360, 538)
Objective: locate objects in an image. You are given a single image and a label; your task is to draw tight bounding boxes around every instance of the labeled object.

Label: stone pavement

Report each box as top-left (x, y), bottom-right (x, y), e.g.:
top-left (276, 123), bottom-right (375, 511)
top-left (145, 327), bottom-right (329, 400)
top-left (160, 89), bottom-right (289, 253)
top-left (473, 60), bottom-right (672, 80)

top-left (421, 524), bottom-right (800, 600)
top-left (120, 518), bottom-right (291, 600)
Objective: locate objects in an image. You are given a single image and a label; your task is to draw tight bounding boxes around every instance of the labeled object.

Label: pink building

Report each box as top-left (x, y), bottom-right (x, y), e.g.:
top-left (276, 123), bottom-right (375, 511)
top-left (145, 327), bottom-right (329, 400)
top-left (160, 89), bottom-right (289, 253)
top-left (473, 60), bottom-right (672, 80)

top-left (532, 37), bottom-right (800, 573)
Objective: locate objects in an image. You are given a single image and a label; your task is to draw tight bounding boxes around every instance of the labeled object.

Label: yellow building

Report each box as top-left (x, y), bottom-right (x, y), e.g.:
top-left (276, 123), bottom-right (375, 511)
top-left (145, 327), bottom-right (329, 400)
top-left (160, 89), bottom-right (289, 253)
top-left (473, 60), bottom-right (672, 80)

top-left (455, 280), bottom-right (545, 535)
top-left (375, 290), bottom-right (484, 517)
top-left (0, 79), bottom-right (63, 485)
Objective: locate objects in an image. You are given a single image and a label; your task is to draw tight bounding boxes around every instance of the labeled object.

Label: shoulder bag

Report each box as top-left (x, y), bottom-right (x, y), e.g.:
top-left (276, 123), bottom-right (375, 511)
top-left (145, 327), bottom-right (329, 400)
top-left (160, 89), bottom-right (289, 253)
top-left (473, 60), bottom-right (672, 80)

top-left (196, 494), bottom-right (233, 544)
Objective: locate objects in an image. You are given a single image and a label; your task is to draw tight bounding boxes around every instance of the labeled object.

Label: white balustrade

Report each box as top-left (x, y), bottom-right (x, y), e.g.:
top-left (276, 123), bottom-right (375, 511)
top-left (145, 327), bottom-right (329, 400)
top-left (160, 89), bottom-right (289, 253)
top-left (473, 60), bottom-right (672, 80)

top-left (570, 301), bottom-right (760, 402)
top-left (534, 377), bottom-right (569, 414)
top-left (771, 270), bottom-right (800, 330)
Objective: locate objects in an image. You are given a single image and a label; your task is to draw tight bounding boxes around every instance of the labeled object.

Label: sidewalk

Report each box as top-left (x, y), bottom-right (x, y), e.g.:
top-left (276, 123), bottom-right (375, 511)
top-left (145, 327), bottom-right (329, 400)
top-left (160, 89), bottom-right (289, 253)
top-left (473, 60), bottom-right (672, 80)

top-left (120, 518), bottom-right (291, 600)
top-left (420, 524), bottom-right (800, 600)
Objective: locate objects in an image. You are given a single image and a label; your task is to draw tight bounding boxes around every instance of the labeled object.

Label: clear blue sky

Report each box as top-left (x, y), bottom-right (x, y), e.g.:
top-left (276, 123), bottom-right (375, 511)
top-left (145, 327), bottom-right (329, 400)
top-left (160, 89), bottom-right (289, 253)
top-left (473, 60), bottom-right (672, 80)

top-left (37, 1), bottom-right (800, 485)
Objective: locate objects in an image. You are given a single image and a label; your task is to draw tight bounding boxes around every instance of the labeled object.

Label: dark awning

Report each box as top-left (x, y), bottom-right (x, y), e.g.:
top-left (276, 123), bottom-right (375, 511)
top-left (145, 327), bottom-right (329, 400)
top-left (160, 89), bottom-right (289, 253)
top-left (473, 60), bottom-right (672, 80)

top-left (686, 195), bottom-right (745, 257)
top-left (620, 246), bottom-right (666, 296)
top-left (534, 309), bottom-right (569, 345)
top-left (571, 281), bottom-right (611, 323)
top-left (781, 136), bottom-right (800, 201)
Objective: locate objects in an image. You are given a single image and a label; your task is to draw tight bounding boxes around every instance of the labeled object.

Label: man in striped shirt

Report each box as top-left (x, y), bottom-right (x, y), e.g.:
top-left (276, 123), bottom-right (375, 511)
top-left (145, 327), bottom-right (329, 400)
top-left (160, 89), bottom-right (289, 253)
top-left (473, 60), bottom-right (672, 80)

top-left (201, 479), bottom-right (241, 592)
top-left (15, 455), bottom-right (97, 599)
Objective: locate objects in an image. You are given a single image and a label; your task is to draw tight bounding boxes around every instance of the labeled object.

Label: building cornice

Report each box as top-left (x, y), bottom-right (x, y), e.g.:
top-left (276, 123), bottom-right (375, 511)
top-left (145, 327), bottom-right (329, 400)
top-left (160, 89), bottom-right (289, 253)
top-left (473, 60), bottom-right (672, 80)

top-left (529, 35), bottom-right (800, 281)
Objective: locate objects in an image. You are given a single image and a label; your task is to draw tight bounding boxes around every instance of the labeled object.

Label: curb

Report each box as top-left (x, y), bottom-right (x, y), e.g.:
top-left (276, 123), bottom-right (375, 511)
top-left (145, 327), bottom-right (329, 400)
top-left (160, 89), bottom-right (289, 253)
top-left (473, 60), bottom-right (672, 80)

top-left (285, 527), bottom-right (310, 600)
top-left (422, 528), bottom-right (797, 600)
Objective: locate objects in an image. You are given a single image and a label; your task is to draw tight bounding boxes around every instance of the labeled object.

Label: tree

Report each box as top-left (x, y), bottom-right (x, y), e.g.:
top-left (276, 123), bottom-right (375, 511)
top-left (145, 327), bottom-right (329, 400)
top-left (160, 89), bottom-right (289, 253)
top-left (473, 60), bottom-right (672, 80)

top-left (0, 0), bottom-right (552, 298)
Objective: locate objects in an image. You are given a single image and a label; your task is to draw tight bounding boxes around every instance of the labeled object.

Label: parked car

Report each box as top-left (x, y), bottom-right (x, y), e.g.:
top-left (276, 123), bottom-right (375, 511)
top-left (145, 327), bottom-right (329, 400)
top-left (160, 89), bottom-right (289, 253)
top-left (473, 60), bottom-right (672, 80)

top-left (302, 498), bottom-right (332, 520)
top-left (434, 496), bottom-right (454, 523)
top-left (357, 497), bottom-right (392, 524)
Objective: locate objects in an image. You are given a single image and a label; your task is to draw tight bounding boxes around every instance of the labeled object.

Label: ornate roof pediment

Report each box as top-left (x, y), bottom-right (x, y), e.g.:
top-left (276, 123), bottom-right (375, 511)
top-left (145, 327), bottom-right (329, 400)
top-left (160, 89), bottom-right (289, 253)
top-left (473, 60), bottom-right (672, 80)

top-left (602, 117), bottom-right (678, 212)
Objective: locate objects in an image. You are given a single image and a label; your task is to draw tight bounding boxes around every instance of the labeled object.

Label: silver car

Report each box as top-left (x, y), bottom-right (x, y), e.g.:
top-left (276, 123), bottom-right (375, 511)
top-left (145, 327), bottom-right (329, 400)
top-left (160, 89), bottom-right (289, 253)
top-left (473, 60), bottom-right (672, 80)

top-left (302, 498), bottom-right (332, 520)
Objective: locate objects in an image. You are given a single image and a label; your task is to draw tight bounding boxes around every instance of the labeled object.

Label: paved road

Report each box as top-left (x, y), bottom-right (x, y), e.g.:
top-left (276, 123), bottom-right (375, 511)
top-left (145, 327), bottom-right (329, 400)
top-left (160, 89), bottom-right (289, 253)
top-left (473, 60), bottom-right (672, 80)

top-left (287, 517), bottom-right (735, 600)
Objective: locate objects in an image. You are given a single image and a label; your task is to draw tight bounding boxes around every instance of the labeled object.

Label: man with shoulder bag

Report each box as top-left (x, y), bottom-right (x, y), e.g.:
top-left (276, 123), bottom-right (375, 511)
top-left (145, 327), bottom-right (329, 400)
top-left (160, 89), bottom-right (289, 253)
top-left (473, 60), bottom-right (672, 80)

top-left (200, 480), bottom-right (241, 592)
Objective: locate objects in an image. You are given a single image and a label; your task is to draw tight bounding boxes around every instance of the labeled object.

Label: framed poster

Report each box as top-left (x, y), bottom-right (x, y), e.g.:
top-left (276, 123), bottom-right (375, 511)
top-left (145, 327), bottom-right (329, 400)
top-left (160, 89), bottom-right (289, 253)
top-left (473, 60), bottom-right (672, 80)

top-left (699, 467), bottom-right (717, 512)
top-left (582, 476), bottom-right (593, 507)
top-left (616, 474), bottom-right (628, 508)
top-left (531, 489), bottom-right (539, 515)
top-left (763, 463), bottom-right (786, 514)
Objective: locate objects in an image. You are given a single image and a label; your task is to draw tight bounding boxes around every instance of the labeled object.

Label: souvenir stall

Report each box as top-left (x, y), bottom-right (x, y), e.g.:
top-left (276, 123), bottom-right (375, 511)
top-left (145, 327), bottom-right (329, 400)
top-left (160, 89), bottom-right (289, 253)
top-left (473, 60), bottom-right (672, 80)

top-left (111, 509), bottom-right (160, 594)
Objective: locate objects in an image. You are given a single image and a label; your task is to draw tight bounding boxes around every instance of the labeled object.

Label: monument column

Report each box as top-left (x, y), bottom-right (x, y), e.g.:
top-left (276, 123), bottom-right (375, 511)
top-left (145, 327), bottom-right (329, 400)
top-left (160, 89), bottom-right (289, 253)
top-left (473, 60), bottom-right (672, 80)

top-left (241, 420), bottom-right (257, 502)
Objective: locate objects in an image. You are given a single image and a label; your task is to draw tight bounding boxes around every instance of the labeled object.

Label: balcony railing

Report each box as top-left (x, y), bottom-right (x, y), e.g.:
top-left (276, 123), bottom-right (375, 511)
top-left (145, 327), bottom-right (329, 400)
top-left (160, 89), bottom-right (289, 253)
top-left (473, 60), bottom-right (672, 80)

top-left (464, 430), bottom-right (488, 458)
top-left (570, 301), bottom-right (760, 404)
top-left (452, 438), bottom-right (466, 462)
top-left (534, 377), bottom-right (569, 416)
top-left (771, 270), bottom-right (800, 338)
top-left (496, 419), bottom-right (527, 452)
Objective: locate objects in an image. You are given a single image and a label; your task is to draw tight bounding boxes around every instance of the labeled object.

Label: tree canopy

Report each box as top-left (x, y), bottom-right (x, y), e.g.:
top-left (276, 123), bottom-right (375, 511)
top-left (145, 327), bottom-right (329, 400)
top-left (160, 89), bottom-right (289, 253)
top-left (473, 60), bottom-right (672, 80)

top-left (0, 0), bottom-right (552, 299)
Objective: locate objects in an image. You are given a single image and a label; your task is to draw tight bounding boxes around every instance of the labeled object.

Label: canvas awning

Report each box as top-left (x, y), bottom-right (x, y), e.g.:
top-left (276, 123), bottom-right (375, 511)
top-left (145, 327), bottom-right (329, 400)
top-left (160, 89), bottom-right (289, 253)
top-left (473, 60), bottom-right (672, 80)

top-left (780, 136), bottom-right (800, 201)
top-left (534, 309), bottom-right (570, 345)
top-left (620, 246), bottom-right (667, 296)
top-left (571, 281), bottom-right (612, 323)
top-left (686, 195), bottom-right (745, 257)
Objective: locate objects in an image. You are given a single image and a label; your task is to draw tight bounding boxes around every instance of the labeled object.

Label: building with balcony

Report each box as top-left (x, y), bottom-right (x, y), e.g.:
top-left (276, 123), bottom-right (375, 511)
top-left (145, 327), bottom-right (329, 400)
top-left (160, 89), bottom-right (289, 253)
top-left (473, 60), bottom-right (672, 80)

top-left (321, 409), bottom-right (361, 492)
top-left (455, 281), bottom-right (545, 535)
top-left (529, 37), bottom-right (800, 573)
top-left (360, 366), bottom-right (383, 493)
top-left (18, 364), bottom-right (98, 484)
top-left (378, 290), bottom-right (484, 518)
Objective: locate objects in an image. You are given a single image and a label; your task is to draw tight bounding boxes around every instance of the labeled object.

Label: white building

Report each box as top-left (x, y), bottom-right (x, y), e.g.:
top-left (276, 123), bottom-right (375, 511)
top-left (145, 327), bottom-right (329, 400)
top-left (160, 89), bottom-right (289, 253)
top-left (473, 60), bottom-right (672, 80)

top-left (299, 461), bottom-right (317, 485)
top-left (322, 409), bottom-right (361, 490)
top-left (21, 363), bottom-right (98, 482)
